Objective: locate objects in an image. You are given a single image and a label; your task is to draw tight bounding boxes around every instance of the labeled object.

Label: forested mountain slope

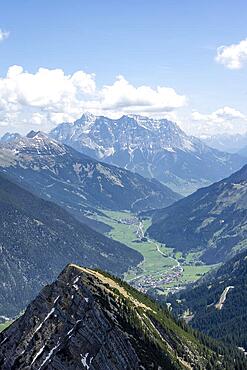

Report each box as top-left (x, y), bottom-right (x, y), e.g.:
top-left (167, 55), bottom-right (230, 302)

top-left (167, 249), bottom-right (247, 350)
top-left (0, 173), bottom-right (142, 318)
top-left (148, 164), bottom-right (247, 264)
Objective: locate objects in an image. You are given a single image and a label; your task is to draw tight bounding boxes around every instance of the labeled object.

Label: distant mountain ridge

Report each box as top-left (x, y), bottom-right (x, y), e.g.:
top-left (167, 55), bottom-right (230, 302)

top-left (1, 264), bottom-right (246, 369)
top-left (238, 145), bottom-right (247, 158)
top-left (0, 132), bottom-right (22, 143)
top-left (147, 164), bottom-right (247, 264)
top-left (0, 131), bottom-right (180, 225)
top-left (50, 113), bottom-right (246, 195)
top-left (202, 132), bottom-right (247, 154)
top-left (0, 173), bottom-right (142, 318)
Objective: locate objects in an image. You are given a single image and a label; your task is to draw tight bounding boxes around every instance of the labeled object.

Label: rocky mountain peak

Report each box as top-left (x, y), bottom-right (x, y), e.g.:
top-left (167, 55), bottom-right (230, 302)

top-left (0, 263), bottom-right (240, 369)
top-left (0, 130), bottom-right (67, 158)
top-left (74, 112), bottom-right (97, 126)
top-left (0, 132), bottom-right (22, 143)
top-left (26, 130), bottom-right (41, 139)
top-left (50, 114), bottom-right (246, 195)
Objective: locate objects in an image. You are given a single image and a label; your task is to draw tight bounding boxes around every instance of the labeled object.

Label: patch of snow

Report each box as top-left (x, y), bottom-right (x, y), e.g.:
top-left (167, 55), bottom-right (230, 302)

top-left (30, 345), bottom-right (45, 366)
top-left (164, 147), bottom-right (175, 153)
top-left (34, 296), bottom-right (60, 334)
top-left (73, 162), bottom-right (82, 177)
top-left (73, 276), bottom-right (80, 284)
top-left (0, 337), bottom-right (7, 345)
top-left (80, 353), bottom-right (93, 369)
top-left (67, 319), bottom-right (82, 339)
top-left (37, 342), bottom-right (60, 370)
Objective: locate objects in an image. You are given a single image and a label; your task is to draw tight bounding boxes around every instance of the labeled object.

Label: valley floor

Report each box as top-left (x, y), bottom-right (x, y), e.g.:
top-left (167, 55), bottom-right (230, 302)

top-left (0, 210), bottom-right (217, 333)
top-left (92, 210), bottom-right (216, 296)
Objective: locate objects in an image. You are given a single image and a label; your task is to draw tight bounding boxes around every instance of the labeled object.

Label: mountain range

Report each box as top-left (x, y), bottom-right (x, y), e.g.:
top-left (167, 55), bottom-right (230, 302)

top-left (0, 115), bottom-right (246, 369)
top-left (0, 131), bottom-right (180, 230)
top-left (49, 113), bottom-right (246, 195)
top-left (147, 164), bottom-right (247, 264)
top-left (0, 172), bottom-right (142, 318)
top-left (202, 133), bottom-right (247, 154)
top-left (1, 263), bottom-right (246, 369)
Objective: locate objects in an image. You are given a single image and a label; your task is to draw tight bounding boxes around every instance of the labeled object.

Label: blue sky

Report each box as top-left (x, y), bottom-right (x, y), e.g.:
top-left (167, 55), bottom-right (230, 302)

top-left (0, 0), bottom-right (247, 136)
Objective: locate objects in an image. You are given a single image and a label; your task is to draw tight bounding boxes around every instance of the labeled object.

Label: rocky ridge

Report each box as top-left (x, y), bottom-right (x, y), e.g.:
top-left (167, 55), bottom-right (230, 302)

top-left (1, 264), bottom-right (245, 369)
top-left (0, 173), bottom-right (142, 318)
top-left (0, 131), bottom-right (180, 221)
top-left (50, 113), bottom-right (246, 195)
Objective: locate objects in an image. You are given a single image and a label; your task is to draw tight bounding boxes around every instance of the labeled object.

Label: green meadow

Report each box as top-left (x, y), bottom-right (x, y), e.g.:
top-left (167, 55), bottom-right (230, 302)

top-left (92, 210), bottom-right (216, 289)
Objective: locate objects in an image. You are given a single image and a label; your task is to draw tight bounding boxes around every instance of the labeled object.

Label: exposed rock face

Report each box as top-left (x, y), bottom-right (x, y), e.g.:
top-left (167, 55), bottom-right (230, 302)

top-left (0, 264), bottom-right (244, 370)
top-left (50, 113), bottom-right (246, 195)
top-left (147, 164), bottom-right (247, 264)
top-left (0, 131), bottom-right (180, 219)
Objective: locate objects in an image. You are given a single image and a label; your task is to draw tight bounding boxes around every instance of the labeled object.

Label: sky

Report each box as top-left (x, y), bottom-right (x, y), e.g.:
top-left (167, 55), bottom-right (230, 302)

top-left (0, 0), bottom-right (247, 137)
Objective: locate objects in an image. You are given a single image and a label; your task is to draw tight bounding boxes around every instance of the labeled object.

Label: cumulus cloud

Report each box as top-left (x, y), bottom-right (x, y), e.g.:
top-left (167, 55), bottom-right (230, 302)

top-left (192, 106), bottom-right (245, 122)
top-left (215, 38), bottom-right (247, 69)
top-left (0, 29), bottom-right (9, 42)
top-left (191, 106), bottom-right (247, 136)
top-left (100, 75), bottom-right (186, 113)
top-left (0, 66), bottom-right (186, 133)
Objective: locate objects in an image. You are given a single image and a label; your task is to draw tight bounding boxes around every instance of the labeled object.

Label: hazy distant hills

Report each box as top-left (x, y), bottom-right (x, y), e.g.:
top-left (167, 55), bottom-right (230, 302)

top-left (202, 132), bottom-right (247, 154)
top-left (0, 132), bottom-right (22, 143)
top-left (168, 249), bottom-right (247, 350)
top-left (0, 173), bottom-right (142, 318)
top-left (50, 113), bottom-right (246, 195)
top-left (1, 264), bottom-right (246, 369)
top-left (0, 131), bottom-right (180, 224)
top-left (238, 145), bottom-right (247, 158)
top-left (147, 164), bottom-right (247, 264)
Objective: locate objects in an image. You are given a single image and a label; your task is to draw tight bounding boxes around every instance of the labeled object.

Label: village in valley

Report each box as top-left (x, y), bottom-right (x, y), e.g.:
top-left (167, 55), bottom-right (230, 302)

top-left (117, 215), bottom-right (184, 294)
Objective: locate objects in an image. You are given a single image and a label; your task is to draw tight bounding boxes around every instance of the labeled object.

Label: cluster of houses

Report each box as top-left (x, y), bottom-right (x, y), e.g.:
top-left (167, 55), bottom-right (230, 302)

top-left (130, 265), bottom-right (183, 293)
top-left (118, 216), bottom-right (138, 225)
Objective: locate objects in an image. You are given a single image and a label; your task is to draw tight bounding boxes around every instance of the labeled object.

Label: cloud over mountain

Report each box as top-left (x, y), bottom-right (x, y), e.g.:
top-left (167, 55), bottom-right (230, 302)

top-left (191, 106), bottom-right (247, 136)
top-left (0, 66), bottom-right (186, 133)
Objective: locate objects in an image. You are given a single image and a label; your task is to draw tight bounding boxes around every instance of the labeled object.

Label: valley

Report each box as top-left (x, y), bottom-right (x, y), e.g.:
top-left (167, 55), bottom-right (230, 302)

top-left (1, 3), bottom-right (247, 368)
top-left (91, 210), bottom-right (215, 296)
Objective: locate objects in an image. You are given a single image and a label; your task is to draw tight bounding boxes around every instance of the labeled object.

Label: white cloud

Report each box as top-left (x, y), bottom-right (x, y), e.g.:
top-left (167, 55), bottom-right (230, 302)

top-left (0, 66), bottom-right (186, 134)
top-left (192, 106), bottom-right (245, 122)
top-left (0, 29), bottom-right (9, 42)
top-left (190, 106), bottom-right (247, 136)
top-left (215, 38), bottom-right (247, 69)
top-left (99, 75), bottom-right (186, 113)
